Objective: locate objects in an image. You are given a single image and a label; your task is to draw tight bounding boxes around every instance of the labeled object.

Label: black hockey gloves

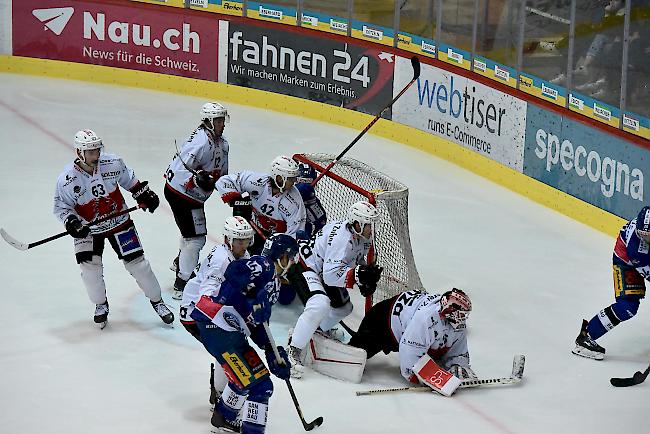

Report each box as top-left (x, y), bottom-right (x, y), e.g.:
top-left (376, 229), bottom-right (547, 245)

top-left (355, 264), bottom-right (384, 297)
top-left (194, 170), bottom-right (216, 191)
top-left (230, 192), bottom-right (253, 221)
top-left (65, 214), bottom-right (90, 238)
top-left (131, 181), bottom-right (159, 213)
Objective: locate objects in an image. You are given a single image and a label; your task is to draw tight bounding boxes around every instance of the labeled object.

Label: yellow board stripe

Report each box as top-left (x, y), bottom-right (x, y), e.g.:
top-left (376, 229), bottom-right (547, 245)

top-left (0, 55), bottom-right (625, 236)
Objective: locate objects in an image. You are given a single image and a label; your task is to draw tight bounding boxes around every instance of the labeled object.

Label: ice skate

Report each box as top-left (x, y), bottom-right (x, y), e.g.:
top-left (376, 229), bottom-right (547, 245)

top-left (151, 299), bottom-right (174, 324)
top-left (572, 319), bottom-right (605, 360)
top-left (94, 300), bottom-right (109, 329)
top-left (172, 276), bottom-right (186, 301)
top-left (317, 326), bottom-right (346, 343)
top-left (210, 407), bottom-right (241, 434)
top-left (288, 345), bottom-right (306, 379)
top-left (169, 253), bottom-right (179, 273)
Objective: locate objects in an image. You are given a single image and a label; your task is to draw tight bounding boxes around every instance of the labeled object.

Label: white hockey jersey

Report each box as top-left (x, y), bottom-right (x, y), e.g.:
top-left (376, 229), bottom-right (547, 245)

top-left (302, 220), bottom-right (372, 288)
top-left (180, 243), bottom-right (249, 322)
top-left (216, 171), bottom-right (306, 237)
top-left (53, 153), bottom-right (139, 234)
top-left (165, 127), bottom-right (229, 203)
top-left (389, 290), bottom-right (471, 381)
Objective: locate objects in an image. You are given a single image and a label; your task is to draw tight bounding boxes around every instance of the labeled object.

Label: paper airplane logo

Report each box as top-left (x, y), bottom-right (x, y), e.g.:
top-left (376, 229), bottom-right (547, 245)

top-left (32, 7), bottom-right (74, 35)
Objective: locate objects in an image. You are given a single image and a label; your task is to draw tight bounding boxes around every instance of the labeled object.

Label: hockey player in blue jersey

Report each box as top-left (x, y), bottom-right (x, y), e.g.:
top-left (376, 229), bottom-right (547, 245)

top-left (573, 206), bottom-right (650, 360)
top-left (294, 162), bottom-right (327, 240)
top-left (191, 233), bottom-right (299, 434)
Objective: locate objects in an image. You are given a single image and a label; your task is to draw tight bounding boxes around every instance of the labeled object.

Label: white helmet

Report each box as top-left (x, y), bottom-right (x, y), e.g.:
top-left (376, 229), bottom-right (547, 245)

top-left (270, 156), bottom-right (300, 190)
top-left (74, 129), bottom-right (103, 163)
top-left (348, 201), bottom-right (379, 238)
top-left (223, 216), bottom-right (254, 244)
top-left (201, 102), bottom-right (229, 123)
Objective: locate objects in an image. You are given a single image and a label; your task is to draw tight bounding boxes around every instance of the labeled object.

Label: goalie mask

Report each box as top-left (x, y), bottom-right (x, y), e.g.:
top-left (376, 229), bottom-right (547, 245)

top-left (262, 233), bottom-right (299, 277)
top-left (74, 129), bottom-right (103, 164)
top-left (635, 206), bottom-right (650, 243)
top-left (440, 288), bottom-right (472, 329)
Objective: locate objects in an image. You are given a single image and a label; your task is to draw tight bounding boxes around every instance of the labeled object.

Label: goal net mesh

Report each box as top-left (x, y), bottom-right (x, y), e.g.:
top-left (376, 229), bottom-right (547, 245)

top-left (293, 153), bottom-right (424, 308)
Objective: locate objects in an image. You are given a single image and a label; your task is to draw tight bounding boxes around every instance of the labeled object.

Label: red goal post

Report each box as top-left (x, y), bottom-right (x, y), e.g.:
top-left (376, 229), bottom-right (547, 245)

top-left (293, 153), bottom-right (425, 310)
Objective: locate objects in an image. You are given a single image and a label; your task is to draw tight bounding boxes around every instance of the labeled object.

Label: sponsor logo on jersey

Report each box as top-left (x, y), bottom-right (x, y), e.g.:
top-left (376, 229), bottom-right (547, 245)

top-left (32, 7), bottom-right (74, 35)
top-left (101, 171), bottom-right (120, 178)
top-left (73, 186), bottom-right (81, 194)
top-left (223, 312), bottom-right (243, 332)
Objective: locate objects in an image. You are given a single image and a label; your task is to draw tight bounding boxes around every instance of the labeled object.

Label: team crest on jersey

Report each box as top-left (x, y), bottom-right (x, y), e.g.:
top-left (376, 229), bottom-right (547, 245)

top-left (224, 312), bottom-right (243, 332)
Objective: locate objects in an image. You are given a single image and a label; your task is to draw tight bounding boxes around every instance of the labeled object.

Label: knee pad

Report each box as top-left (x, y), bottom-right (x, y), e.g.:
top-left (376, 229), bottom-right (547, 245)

top-left (124, 256), bottom-right (162, 300)
top-left (611, 297), bottom-right (641, 322)
top-left (79, 256), bottom-right (106, 304)
top-left (247, 377), bottom-right (273, 404)
top-left (178, 236), bottom-right (206, 279)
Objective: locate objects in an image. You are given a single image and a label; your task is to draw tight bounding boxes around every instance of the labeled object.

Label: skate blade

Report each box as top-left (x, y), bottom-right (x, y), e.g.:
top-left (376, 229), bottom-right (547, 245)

top-left (210, 426), bottom-right (238, 434)
top-left (172, 290), bottom-right (183, 300)
top-left (98, 320), bottom-right (108, 330)
top-left (572, 346), bottom-right (604, 360)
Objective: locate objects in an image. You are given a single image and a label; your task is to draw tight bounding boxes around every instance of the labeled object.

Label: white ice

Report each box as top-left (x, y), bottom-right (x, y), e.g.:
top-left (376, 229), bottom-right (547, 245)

top-left (0, 73), bottom-right (648, 434)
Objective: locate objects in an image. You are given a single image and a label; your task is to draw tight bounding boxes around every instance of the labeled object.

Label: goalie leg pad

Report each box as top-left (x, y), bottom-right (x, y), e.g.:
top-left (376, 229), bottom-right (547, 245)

top-left (178, 235), bottom-right (206, 280)
top-left (290, 293), bottom-right (330, 350)
top-left (123, 256), bottom-right (163, 300)
top-left (79, 255), bottom-right (107, 304)
top-left (413, 355), bottom-right (461, 396)
top-left (307, 332), bottom-right (367, 383)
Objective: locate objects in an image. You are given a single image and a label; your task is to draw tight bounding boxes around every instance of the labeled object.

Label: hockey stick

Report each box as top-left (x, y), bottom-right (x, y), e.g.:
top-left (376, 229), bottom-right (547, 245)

top-left (1, 205), bottom-right (142, 251)
top-left (311, 56), bottom-right (421, 187)
top-left (610, 363), bottom-right (650, 387)
top-left (262, 323), bottom-right (323, 431)
top-left (356, 354), bottom-right (525, 396)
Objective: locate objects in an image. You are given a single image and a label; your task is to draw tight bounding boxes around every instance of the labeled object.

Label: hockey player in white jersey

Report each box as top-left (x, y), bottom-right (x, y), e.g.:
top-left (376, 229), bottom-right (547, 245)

top-left (53, 129), bottom-right (173, 328)
top-left (164, 102), bottom-right (230, 300)
top-left (180, 216), bottom-right (253, 405)
top-left (348, 288), bottom-right (476, 383)
top-left (216, 155), bottom-right (307, 256)
top-left (287, 201), bottom-right (384, 378)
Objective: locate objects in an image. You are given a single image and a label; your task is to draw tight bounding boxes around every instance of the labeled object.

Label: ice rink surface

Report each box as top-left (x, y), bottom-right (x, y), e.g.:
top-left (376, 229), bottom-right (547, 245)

top-left (1, 73), bottom-right (648, 434)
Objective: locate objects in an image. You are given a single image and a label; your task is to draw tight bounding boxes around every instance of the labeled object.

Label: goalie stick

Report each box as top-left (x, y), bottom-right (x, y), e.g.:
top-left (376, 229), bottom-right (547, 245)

top-left (312, 56), bottom-right (421, 187)
top-left (356, 354), bottom-right (525, 396)
top-left (610, 363), bottom-right (650, 387)
top-left (1, 205), bottom-right (142, 251)
top-left (262, 323), bottom-right (323, 431)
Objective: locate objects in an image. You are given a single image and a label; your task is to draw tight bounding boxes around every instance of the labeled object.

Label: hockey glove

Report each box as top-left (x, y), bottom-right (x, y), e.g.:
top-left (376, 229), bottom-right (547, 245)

top-left (265, 346), bottom-right (291, 380)
top-left (194, 170), bottom-right (216, 191)
top-left (65, 214), bottom-right (90, 238)
top-left (131, 181), bottom-right (159, 213)
top-left (449, 365), bottom-right (477, 380)
top-left (230, 192), bottom-right (252, 221)
top-left (251, 291), bottom-right (272, 324)
top-left (355, 264), bottom-right (383, 296)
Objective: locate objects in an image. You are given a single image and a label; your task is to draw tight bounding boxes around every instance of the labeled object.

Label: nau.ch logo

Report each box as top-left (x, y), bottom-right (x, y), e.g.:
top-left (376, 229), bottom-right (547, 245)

top-left (32, 7), bottom-right (74, 35)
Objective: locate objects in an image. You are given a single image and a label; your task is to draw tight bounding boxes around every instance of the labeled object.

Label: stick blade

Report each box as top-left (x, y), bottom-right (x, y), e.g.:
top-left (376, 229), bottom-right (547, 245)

top-left (410, 56), bottom-right (421, 79)
top-left (305, 416), bottom-right (324, 431)
top-left (610, 371), bottom-right (647, 387)
top-left (512, 354), bottom-right (526, 379)
top-left (0, 228), bottom-right (28, 251)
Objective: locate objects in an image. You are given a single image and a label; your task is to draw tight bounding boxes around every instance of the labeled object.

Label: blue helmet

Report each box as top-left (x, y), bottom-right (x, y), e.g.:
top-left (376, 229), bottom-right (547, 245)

top-left (636, 206), bottom-right (650, 242)
top-left (262, 233), bottom-right (299, 263)
top-left (297, 162), bottom-right (317, 184)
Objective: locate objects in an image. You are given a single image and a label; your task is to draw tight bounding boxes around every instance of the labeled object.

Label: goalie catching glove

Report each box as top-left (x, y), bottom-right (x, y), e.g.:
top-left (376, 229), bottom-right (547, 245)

top-left (355, 264), bottom-right (383, 297)
top-left (131, 181), bottom-right (159, 213)
top-left (65, 214), bottom-right (90, 238)
top-left (193, 169), bottom-right (216, 191)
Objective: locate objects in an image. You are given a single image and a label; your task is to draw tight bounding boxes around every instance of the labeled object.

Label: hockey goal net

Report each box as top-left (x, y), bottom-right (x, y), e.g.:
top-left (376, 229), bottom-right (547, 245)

top-left (293, 153), bottom-right (425, 310)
